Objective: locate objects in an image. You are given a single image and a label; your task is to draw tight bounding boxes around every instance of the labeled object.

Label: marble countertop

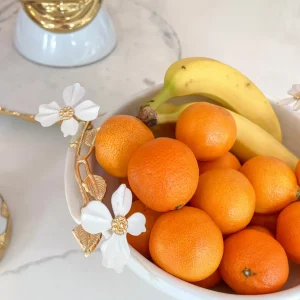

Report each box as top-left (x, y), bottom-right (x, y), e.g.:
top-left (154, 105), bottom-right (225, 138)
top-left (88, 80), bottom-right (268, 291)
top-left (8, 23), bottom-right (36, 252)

top-left (1, 0), bottom-right (300, 299)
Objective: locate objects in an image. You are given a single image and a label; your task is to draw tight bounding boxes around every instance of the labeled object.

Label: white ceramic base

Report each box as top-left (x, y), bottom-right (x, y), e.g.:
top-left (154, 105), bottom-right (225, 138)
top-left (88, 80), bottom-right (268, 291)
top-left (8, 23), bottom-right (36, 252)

top-left (14, 7), bottom-right (117, 67)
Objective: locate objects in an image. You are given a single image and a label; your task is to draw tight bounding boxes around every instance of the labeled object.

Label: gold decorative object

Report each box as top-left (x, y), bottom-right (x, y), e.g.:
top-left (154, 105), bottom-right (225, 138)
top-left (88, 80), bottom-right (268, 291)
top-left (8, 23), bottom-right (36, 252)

top-left (0, 195), bottom-right (11, 260)
top-left (21, 0), bottom-right (102, 33)
top-left (0, 106), bottom-right (35, 122)
top-left (71, 121), bottom-right (107, 256)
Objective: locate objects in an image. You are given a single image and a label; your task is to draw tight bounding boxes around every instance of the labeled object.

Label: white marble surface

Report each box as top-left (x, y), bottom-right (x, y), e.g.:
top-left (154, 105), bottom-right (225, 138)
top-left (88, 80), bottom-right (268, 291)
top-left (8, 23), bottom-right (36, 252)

top-left (1, 0), bottom-right (300, 299)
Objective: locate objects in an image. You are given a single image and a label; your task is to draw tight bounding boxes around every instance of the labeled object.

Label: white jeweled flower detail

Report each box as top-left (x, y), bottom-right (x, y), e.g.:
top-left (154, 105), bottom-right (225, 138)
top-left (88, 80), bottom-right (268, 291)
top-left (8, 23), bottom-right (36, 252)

top-left (81, 184), bottom-right (146, 273)
top-left (278, 84), bottom-right (300, 111)
top-left (34, 83), bottom-right (100, 137)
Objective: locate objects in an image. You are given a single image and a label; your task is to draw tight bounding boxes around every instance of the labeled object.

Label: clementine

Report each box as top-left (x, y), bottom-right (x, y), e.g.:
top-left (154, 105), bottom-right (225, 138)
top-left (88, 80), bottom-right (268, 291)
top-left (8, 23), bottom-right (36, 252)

top-left (245, 225), bottom-right (274, 237)
top-left (249, 212), bottom-right (279, 235)
top-left (95, 115), bottom-right (154, 178)
top-left (240, 156), bottom-right (299, 213)
top-left (194, 269), bottom-right (222, 289)
top-left (128, 138), bottom-right (199, 212)
top-left (150, 207), bottom-right (223, 282)
top-left (276, 202), bottom-right (300, 264)
top-left (220, 229), bottom-right (289, 295)
top-left (295, 160), bottom-right (300, 185)
top-left (126, 200), bottom-right (161, 259)
top-left (198, 152), bottom-right (241, 175)
top-left (190, 168), bottom-right (255, 235)
top-left (176, 102), bottom-right (237, 161)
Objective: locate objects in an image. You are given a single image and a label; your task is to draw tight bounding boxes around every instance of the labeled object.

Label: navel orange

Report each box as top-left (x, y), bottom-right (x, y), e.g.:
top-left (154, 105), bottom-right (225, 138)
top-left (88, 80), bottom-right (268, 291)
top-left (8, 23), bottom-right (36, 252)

top-left (240, 156), bottom-right (299, 214)
top-left (150, 207), bottom-right (223, 282)
top-left (190, 168), bottom-right (255, 235)
top-left (276, 202), bottom-right (300, 264)
top-left (126, 200), bottom-right (161, 259)
top-left (176, 102), bottom-right (237, 161)
top-left (128, 138), bottom-right (199, 212)
top-left (220, 229), bottom-right (289, 295)
top-left (198, 152), bottom-right (241, 175)
top-left (95, 115), bottom-right (154, 178)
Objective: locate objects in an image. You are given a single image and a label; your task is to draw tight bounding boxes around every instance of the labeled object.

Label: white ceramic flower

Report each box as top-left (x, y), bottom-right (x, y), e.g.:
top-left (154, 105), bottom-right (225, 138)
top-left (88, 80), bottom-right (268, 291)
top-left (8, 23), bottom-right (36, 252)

top-left (278, 84), bottom-right (300, 111)
top-left (34, 83), bottom-right (100, 137)
top-left (81, 184), bottom-right (146, 273)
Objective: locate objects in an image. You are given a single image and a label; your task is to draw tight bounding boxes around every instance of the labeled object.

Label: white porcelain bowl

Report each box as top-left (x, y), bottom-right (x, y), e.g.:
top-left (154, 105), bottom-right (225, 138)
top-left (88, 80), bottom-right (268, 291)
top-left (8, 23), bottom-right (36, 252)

top-left (65, 85), bottom-right (300, 299)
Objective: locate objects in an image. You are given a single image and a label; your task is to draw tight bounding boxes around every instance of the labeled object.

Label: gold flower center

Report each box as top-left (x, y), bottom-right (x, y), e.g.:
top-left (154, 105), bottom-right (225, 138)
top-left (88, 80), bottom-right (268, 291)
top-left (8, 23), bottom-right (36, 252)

top-left (59, 106), bottom-right (74, 120)
top-left (111, 216), bottom-right (128, 235)
top-left (294, 92), bottom-right (300, 100)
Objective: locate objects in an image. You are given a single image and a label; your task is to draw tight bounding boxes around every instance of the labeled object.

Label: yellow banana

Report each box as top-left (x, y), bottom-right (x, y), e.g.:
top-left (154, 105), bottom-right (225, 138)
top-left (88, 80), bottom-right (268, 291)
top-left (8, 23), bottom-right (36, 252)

top-left (154, 102), bottom-right (298, 170)
top-left (140, 57), bottom-right (282, 142)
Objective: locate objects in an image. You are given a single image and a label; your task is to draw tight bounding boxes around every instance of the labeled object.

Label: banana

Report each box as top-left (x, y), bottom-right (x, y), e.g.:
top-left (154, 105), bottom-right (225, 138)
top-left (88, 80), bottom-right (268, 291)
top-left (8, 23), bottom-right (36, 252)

top-left (154, 102), bottom-right (298, 170)
top-left (139, 57), bottom-right (282, 142)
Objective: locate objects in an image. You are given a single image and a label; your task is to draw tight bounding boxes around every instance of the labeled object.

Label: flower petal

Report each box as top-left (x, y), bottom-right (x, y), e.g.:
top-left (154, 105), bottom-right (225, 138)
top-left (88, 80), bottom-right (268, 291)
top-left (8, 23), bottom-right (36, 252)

top-left (74, 100), bottom-right (100, 121)
top-left (81, 201), bottom-right (112, 234)
top-left (293, 101), bottom-right (300, 111)
top-left (127, 213), bottom-right (146, 236)
top-left (277, 97), bottom-right (295, 106)
top-left (63, 83), bottom-right (85, 107)
top-left (288, 84), bottom-right (300, 96)
top-left (100, 233), bottom-right (130, 273)
top-left (61, 118), bottom-right (79, 137)
top-left (112, 184), bottom-right (132, 217)
top-left (34, 102), bottom-right (61, 127)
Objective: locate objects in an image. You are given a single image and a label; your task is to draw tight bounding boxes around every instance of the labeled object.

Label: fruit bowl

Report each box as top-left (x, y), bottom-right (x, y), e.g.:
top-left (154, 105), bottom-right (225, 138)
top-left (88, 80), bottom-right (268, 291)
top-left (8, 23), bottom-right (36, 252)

top-left (65, 84), bottom-right (300, 300)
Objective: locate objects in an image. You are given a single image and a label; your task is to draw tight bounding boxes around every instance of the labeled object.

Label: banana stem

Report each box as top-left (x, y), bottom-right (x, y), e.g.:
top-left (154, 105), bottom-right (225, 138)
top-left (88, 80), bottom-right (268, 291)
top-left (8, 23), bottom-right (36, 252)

top-left (138, 85), bottom-right (174, 126)
top-left (144, 85), bottom-right (174, 110)
top-left (156, 102), bottom-right (196, 125)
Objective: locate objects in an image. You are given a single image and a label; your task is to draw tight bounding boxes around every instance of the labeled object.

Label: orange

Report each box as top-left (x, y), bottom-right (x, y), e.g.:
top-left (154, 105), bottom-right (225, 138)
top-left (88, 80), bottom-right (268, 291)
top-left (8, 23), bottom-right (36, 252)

top-left (296, 160), bottom-right (300, 185)
top-left (126, 200), bottom-right (161, 259)
top-left (194, 269), bottom-right (222, 289)
top-left (276, 202), bottom-right (300, 264)
top-left (245, 225), bottom-right (274, 237)
top-left (149, 207), bottom-right (223, 282)
top-left (128, 138), bottom-right (199, 212)
top-left (95, 115), bottom-right (154, 178)
top-left (176, 102), bottom-right (237, 161)
top-left (198, 152), bottom-right (241, 175)
top-left (190, 168), bottom-right (255, 235)
top-left (249, 212), bottom-right (279, 235)
top-left (220, 229), bottom-right (289, 295)
top-left (240, 156), bottom-right (299, 214)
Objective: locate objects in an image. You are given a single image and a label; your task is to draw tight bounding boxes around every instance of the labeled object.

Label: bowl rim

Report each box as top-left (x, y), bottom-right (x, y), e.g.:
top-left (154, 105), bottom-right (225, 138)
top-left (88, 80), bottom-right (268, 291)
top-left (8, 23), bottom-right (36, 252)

top-left (65, 84), bottom-right (300, 300)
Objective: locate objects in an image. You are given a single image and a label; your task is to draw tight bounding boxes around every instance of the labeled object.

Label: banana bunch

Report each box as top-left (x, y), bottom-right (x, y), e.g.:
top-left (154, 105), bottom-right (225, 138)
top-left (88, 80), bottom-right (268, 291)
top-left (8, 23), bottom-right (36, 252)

top-left (138, 58), bottom-right (298, 169)
top-left (140, 57), bottom-right (282, 142)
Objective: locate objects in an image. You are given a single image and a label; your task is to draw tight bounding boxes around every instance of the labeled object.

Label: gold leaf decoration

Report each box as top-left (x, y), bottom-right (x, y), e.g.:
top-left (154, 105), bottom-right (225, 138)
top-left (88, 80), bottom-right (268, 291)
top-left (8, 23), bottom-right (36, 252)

top-left (72, 225), bottom-right (101, 257)
top-left (82, 175), bottom-right (107, 201)
top-left (83, 128), bottom-right (99, 147)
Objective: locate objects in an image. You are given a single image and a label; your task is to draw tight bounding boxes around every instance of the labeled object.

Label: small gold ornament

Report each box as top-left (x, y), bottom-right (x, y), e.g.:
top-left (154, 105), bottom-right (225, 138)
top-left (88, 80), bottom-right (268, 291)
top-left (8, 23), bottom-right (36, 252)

top-left (294, 92), bottom-right (300, 100)
top-left (59, 107), bottom-right (74, 120)
top-left (111, 216), bottom-right (128, 235)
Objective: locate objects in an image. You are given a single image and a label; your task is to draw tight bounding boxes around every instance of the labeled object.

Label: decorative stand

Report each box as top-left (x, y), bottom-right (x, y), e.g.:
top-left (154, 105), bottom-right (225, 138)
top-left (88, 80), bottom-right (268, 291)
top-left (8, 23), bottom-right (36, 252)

top-left (14, 1), bottom-right (116, 67)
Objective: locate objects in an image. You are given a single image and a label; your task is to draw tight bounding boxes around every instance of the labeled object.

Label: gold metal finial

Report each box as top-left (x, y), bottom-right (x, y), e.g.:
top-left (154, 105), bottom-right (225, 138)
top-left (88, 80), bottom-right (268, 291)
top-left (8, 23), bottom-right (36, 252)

top-left (21, 0), bottom-right (102, 33)
top-left (111, 216), bottom-right (128, 235)
top-left (59, 107), bottom-right (74, 120)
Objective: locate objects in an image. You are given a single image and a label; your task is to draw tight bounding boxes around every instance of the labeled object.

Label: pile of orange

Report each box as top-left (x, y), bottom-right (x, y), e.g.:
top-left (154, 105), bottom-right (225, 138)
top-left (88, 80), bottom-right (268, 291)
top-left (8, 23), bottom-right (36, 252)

top-left (95, 103), bottom-right (300, 295)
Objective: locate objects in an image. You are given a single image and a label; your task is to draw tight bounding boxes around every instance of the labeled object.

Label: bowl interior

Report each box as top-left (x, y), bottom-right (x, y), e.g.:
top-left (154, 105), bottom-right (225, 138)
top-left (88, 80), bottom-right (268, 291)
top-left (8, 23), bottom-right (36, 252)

top-left (75, 85), bottom-right (300, 299)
